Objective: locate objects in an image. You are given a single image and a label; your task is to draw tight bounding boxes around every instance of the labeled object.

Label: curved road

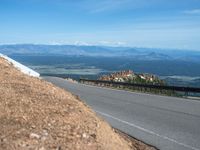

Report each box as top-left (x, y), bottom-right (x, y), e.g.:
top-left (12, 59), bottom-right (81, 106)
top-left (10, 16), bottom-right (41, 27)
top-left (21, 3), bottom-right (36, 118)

top-left (44, 76), bottom-right (200, 150)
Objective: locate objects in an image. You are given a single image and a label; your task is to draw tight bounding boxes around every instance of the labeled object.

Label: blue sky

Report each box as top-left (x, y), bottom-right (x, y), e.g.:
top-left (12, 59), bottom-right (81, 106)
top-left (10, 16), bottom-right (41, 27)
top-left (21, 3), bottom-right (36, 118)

top-left (0, 0), bottom-right (200, 50)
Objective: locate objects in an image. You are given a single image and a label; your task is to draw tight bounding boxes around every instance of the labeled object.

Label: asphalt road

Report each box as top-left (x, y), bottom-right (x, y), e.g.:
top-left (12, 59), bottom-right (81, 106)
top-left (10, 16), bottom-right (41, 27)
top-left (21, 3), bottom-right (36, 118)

top-left (44, 76), bottom-right (200, 150)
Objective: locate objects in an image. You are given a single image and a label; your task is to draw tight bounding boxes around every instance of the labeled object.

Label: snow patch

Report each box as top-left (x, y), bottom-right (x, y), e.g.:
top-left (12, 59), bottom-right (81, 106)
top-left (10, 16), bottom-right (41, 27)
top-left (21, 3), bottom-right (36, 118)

top-left (0, 53), bottom-right (40, 77)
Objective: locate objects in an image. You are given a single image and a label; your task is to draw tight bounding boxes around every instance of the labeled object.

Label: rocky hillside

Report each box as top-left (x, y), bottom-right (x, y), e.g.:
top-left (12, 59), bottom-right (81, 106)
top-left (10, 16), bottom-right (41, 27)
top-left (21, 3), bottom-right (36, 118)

top-left (99, 70), bottom-right (165, 85)
top-left (0, 58), bottom-right (155, 150)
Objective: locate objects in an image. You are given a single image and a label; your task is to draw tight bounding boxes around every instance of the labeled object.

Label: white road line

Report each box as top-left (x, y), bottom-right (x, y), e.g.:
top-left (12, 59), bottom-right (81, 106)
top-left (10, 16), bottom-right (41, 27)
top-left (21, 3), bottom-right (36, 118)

top-left (95, 110), bottom-right (200, 150)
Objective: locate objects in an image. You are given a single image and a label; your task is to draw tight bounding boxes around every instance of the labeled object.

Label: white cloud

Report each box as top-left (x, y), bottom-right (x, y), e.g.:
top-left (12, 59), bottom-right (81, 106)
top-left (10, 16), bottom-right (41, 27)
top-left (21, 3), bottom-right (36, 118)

top-left (46, 40), bottom-right (127, 47)
top-left (73, 41), bottom-right (91, 46)
top-left (183, 9), bottom-right (200, 15)
top-left (98, 41), bottom-right (127, 46)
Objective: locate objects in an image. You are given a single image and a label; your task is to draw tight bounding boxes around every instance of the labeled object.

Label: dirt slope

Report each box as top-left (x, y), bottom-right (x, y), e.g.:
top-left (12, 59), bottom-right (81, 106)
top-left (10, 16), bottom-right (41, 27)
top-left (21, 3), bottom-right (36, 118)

top-left (0, 57), bottom-right (154, 150)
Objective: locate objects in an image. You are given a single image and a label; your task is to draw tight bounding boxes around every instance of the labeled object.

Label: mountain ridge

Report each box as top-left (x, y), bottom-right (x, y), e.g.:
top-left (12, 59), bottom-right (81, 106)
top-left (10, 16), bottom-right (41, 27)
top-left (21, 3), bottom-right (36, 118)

top-left (1, 44), bottom-right (200, 61)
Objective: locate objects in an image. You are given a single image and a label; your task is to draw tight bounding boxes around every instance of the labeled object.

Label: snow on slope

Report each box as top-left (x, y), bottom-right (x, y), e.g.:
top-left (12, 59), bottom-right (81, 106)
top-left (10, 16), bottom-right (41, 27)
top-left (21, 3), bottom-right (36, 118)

top-left (0, 53), bottom-right (40, 77)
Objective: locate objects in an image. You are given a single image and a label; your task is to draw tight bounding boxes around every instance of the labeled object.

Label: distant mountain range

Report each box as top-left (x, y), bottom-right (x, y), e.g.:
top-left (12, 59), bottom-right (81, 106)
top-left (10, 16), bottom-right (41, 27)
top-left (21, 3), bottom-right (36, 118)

top-left (161, 76), bottom-right (200, 88)
top-left (0, 44), bottom-right (200, 62)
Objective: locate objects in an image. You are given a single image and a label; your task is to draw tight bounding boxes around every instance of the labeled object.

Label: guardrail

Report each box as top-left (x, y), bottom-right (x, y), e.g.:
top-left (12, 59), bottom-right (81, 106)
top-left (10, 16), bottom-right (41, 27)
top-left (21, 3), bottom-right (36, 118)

top-left (79, 78), bottom-right (200, 94)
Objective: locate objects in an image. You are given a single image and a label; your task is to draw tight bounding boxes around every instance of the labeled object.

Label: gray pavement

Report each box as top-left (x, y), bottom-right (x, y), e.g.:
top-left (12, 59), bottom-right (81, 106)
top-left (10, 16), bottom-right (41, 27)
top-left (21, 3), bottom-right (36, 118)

top-left (44, 76), bottom-right (200, 150)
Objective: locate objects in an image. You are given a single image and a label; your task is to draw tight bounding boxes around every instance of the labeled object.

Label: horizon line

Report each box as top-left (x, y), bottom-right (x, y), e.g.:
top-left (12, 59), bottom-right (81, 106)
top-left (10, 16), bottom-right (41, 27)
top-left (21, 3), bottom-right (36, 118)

top-left (0, 43), bottom-right (199, 52)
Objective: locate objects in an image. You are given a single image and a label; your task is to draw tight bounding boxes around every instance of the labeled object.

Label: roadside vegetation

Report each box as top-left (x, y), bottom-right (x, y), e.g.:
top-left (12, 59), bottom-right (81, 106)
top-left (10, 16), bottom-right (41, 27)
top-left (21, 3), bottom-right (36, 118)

top-left (86, 70), bottom-right (184, 97)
